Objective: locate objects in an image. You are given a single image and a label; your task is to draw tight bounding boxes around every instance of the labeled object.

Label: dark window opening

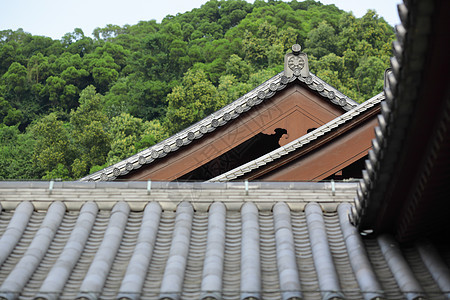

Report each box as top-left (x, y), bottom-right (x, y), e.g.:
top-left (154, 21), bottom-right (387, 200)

top-left (323, 155), bottom-right (367, 181)
top-left (179, 128), bottom-right (288, 181)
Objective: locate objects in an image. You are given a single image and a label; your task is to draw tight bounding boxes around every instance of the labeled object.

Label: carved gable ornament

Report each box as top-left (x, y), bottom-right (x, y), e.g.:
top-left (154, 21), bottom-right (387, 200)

top-left (284, 44), bottom-right (309, 78)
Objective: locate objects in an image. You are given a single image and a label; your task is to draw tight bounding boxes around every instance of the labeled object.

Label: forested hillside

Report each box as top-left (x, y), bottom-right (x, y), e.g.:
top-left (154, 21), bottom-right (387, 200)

top-left (0, 0), bottom-right (394, 180)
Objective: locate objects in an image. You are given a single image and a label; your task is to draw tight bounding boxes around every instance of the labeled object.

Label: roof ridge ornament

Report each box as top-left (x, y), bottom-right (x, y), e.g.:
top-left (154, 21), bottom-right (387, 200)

top-left (284, 44), bottom-right (309, 78)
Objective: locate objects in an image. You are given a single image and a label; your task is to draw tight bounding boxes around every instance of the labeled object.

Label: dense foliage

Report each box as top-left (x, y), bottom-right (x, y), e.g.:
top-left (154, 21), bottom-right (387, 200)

top-left (0, 0), bottom-right (394, 180)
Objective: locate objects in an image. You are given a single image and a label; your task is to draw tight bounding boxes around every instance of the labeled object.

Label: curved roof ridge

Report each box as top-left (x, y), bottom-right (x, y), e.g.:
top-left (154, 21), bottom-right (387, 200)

top-left (209, 92), bottom-right (384, 182)
top-left (82, 71), bottom-right (358, 182)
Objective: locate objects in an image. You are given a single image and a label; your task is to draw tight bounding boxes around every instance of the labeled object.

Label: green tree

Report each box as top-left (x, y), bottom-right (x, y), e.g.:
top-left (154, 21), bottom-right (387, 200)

top-left (142, 119), bottom-right (169, 144)
top-left (0, 96), bottom-right (23, 125)
top-left (0, 43), bottom-right (18, 74)
top-left (218, 74), bottom-right (251, 103)
top-left (104, 76), bottom-right (170, 120)
top-left (59, 66), bottom-right (90, 109)
top-left (106, 112), bottom-right (146, 165)
top-left (0, 125), bottom-right (38, 179)
top-left (43, 76), bottom-right (66, 104)
top-left (304, 21), bottom-right (337, 58)
top-left (29, 113), bottom-right (73, 178)
top-left (27, 53), bottom-right (50, 84)
top-left (84, 53), bottom-right (120, 93)
top-left (242, 21), bottom-right (297, 67)
top-left (165, 69), bottom-right (226, 135)
top-left (225, 54), bottom-right (253, 81)
top-left (70, 85), bottom-right (110, 178)
top-left (93, 24), bottom-right (125, 41)
top-left (1, 62), bottom-right (28, 96)
top-left (354, 56), bottom-right (386, 99)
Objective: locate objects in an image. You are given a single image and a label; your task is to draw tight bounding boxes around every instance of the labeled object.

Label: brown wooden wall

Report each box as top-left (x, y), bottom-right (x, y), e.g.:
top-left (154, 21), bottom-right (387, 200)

top-left (252, 116), bottom-right (378, 181)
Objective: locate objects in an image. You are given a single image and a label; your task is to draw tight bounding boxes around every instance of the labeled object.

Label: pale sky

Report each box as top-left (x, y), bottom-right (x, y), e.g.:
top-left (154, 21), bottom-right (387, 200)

top-left (0, 0), bottom-right (401, 40)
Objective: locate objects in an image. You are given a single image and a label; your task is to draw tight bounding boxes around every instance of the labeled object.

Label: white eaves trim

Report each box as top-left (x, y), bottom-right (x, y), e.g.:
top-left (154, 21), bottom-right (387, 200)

top-left (209, 92), bottom-right (385, 182)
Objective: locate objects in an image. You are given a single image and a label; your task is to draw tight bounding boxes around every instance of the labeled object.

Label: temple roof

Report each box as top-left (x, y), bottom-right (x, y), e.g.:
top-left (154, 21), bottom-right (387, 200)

top-left (353, 0), bottom-right (450, 241)
top-left (2, 1), bottom-right (450, 299)
top-left (82, 69), bottom-right (358, 182)
top-left (209, 92), bottom-right (383, 182)
top-left (0, 181), bottom-right (449, 299)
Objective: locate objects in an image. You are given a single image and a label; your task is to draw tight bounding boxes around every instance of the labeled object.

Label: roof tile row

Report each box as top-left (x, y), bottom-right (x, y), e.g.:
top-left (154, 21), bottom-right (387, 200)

top-left (0, 182), bottom-right (448, 299)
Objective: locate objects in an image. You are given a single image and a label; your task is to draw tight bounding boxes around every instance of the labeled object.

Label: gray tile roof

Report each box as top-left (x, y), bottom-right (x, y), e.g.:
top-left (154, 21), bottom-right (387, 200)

top-left (82, 71), bottom-right (358, 182)
top-left (352, 0), bottom-right (433, 230)
top-left (352, 0), bottom-right (450, 240)
top-left (0, 181), bottom-right (449, 300)
top-left (209, 92), bottom-right (384, 182)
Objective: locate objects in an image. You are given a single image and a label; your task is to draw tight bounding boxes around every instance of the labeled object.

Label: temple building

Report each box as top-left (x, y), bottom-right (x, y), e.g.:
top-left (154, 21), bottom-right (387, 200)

top-left (0, 0), bottom-right (449, 299)
top-left (82, 44), bottom-right (381, 183)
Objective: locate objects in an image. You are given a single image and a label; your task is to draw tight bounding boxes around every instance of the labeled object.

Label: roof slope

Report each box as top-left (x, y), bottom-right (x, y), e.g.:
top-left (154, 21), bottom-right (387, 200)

top-left (353, 0), bottom-right (450, 241)
top-left (210, 92), bottom-right (384, 182)
top-left (0, 181), bottom-right (449, 299)
top-left (82, 69), bottom-right (358, 182)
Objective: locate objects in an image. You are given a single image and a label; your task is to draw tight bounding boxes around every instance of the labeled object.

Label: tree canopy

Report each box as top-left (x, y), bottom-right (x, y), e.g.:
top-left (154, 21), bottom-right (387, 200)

top-left (0, 0), bottom-right (394, 180)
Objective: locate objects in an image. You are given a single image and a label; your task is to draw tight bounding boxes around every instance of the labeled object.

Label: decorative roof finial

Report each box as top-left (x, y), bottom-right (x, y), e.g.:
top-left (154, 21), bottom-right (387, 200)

top-left (284, 44), bottom-right (309, 78)
top-left (292, 44), bottom-right (302, 55)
